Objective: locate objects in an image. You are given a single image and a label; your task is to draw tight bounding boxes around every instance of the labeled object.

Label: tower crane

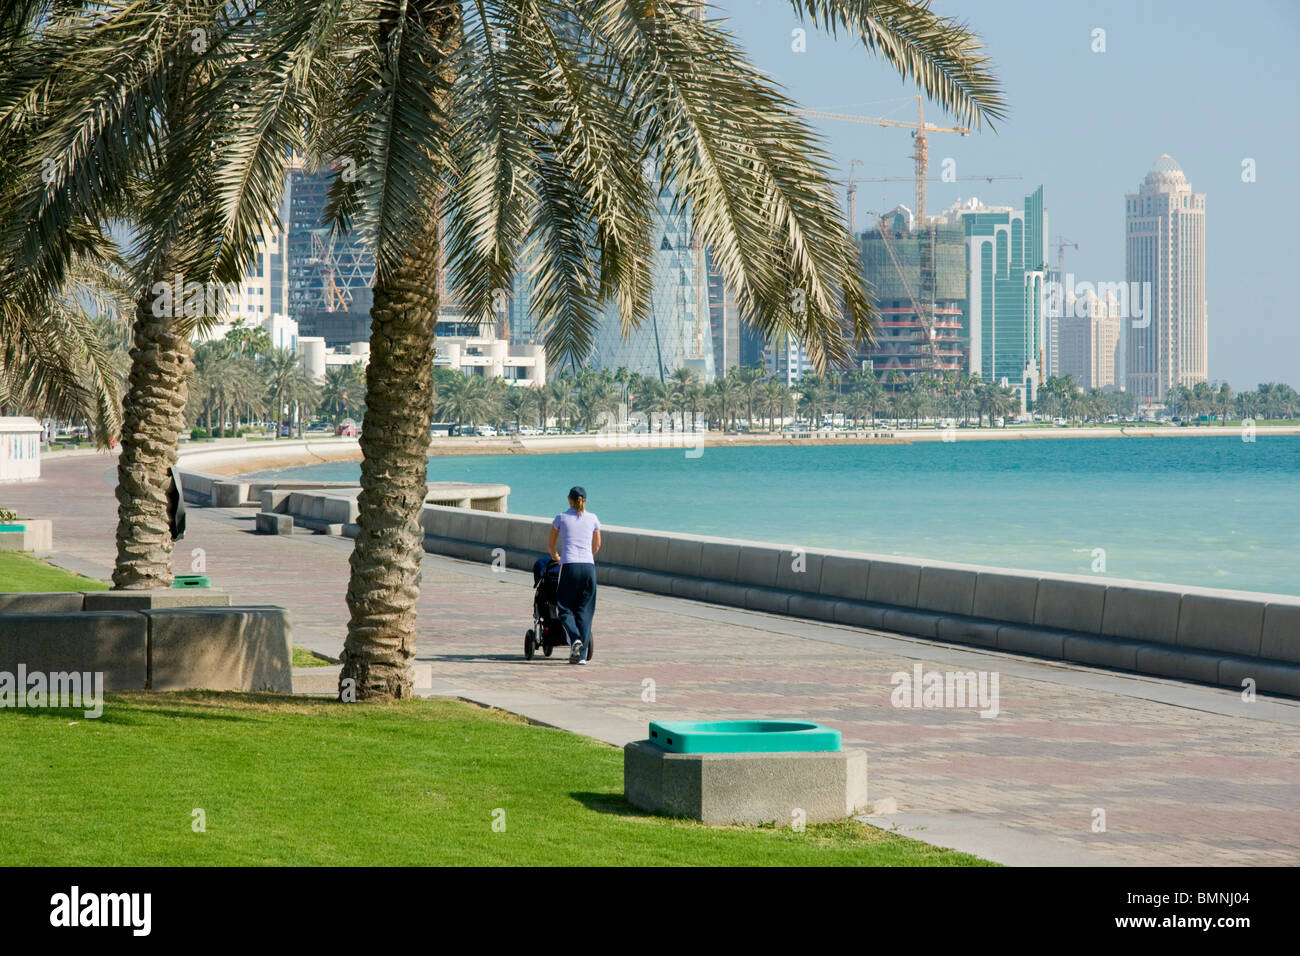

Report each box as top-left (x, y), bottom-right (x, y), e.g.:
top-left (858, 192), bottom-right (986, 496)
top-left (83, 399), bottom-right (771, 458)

top-left (793, 94), bottom-right (970, 226)
top-left (309, 229), bottom-right (350, 313)
top-left (846, 158), bottom-right (863, 234)
top-left (1046, 237), bottom-right (1080, 380)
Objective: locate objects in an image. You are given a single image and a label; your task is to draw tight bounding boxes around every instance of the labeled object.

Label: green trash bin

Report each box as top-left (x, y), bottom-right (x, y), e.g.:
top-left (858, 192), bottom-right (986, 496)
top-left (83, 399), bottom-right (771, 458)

top-left (172, 574), bottom-right (210, 589)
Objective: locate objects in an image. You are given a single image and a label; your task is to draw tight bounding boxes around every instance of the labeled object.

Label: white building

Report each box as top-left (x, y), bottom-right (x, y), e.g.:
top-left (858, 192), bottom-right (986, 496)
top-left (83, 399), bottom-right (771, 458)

top-left (764, 332), bottom-right (812, 387)
top-left (1057, 291), bottom-right (1122, 391)
top-left (0, 417), bottom-right (42, 483)
top-left (434, 334), bottom-right (546, 386)
top-left (1125, 155), bottom-right (1207, 402)
top-left (194, 312), bottom-right (299, 353)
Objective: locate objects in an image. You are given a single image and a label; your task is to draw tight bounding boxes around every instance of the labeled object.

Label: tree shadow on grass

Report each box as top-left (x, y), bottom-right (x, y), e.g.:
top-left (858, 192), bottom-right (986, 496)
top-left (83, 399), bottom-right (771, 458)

top-left (570, 791), bottom-right (657, 819)
top-left (2, 705), bottom-right (251, 725)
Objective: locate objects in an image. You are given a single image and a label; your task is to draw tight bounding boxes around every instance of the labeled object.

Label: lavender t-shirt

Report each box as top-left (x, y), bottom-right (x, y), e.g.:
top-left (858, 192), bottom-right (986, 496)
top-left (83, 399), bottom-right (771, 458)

top-left (552, 508), bottom-right (600, 564)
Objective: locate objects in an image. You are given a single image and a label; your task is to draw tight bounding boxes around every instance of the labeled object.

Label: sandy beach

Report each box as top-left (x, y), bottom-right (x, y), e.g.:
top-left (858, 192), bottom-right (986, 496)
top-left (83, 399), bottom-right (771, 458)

top-left (166, 422), bottom-right (1300, 476)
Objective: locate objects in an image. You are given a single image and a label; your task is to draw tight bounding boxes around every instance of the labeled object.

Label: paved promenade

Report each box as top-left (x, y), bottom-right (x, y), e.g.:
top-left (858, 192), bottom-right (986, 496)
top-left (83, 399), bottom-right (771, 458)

top-left (9, 452), bottom-right (1300, 865)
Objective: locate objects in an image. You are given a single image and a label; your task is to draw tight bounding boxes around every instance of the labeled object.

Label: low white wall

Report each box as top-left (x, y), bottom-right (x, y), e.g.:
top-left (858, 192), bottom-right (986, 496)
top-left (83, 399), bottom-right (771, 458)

top-left (0, 417), bottom-right (42, 482)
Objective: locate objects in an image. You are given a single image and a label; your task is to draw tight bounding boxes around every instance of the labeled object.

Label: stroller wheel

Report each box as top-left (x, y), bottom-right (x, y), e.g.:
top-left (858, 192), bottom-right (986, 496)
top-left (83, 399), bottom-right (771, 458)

top-left (543, 643), bottom-right (552, 657)
top-left (524, 629), bottom-right (535, 661)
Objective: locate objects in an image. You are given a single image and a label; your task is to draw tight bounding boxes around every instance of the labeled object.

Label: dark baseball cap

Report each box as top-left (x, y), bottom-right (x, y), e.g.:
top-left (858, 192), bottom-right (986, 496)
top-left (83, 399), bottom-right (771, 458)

top-left (568, 486), bottom-right (587, 500)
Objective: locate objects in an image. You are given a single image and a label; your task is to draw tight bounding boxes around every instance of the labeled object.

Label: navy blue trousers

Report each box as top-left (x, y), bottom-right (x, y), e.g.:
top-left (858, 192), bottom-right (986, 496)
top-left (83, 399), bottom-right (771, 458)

top-left (555, 562), bottom-right (596, 660)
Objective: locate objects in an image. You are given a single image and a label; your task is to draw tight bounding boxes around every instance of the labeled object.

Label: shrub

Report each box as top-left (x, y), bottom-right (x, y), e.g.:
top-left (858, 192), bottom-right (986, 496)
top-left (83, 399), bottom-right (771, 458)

top-left (190, 427), bottom-right (210, 440)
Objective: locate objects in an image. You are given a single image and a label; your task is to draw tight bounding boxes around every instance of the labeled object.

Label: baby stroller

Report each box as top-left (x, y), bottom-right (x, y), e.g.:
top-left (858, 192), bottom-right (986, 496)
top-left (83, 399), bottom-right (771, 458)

top-left (524, 557), bottom-right (591, 661)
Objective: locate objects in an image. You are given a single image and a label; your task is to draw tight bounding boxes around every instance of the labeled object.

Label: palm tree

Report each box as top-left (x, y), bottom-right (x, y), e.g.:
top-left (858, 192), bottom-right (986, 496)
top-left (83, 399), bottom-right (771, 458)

top-left (549, 380), bottom-right (577, 433)
top-left (886, 370), bottom-right (904, 425)
top-left (581, 379), bottom-right (621, 432)
top-left (735, 363), bottom-right (765, 429)
top-left (3, 2), bottom-right (313, 587)
top-left (262, 349), bottom-right (303, 439)
top-left (505, 385), bottom-right (538, 432)
top-left (321, 366), bottom-right (354, 428)
top-left (1215, 382), bottom-right (1234, 424)
top-left (0, 10), bottom-right (132, 440)
top-left (437, 373), bottom-right (489, 430)
top-left (762, 380), bottom-right (794, 431)
top-left (15, 0), bottom-right (1003, 697)
top-left (861, 375), bottom-right (886, 426)
top-left (0, 251), bottom-right (132, 442)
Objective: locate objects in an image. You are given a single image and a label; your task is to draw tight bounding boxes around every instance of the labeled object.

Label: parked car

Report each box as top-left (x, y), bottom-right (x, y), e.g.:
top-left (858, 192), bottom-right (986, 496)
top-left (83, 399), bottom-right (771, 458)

top-left (1052, 417), bottom-right (1067, 427)
top-left (337, 423), bottom-right (358, 437)
top-left (475, 425), bottom-right (497, 437)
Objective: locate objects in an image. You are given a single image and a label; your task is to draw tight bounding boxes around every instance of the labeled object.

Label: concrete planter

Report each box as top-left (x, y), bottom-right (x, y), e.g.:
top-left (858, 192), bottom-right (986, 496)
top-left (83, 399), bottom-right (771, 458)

top-left (0, 518), bottom-right (52, 552)
top-left (624, 740), bottom-right (868, 826)
top-left (0, 591), bottom-right (291, 693)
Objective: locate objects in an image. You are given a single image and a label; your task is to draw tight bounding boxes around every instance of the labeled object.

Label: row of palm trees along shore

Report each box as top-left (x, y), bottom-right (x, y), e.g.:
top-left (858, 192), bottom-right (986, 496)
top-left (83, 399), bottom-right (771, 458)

top-left (43, 316), bottom-right (1300, 444)
top-left (181, 352), bottom-right (1300, 441)
top-left (430, 367), bottom-right (1300, 435)
top-left (8, 1), bottom-right (1260, 700)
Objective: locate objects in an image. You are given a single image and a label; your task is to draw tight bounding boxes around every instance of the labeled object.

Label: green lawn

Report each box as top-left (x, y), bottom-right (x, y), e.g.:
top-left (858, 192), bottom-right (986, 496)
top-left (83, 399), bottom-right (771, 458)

top-left (292, 646), bottom-right (337, 667)
top-left (0, 693), bottom-right (991, 866)
top-left (0, 550), bottom-right (108, 592)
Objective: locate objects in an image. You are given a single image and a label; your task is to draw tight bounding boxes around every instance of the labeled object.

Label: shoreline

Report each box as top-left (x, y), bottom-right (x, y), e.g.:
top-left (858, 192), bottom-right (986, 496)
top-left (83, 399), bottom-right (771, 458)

top-left (188, 423), bottom-right (1300, 477)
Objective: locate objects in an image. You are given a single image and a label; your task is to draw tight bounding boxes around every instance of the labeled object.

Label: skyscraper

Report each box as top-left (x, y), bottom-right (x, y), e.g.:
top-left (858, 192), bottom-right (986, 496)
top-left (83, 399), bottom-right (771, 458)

top-left (590, 190), bottom-right (715, 384)
top-left (963, 186), bottom-right (1048, 404)
top-left (858, 205), bottom-right (970, 383)
top-left (1125, 155), bottom-right (1207, 402)
top-left (286, 161), bottom-right (376, 347)
top-left (1057, 291), bottom-right (1122, 391)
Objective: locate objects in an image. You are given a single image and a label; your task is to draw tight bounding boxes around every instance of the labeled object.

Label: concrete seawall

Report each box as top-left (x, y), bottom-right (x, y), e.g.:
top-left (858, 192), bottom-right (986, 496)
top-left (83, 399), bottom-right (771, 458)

top-left (244, 488), bottom-right (1300, 698)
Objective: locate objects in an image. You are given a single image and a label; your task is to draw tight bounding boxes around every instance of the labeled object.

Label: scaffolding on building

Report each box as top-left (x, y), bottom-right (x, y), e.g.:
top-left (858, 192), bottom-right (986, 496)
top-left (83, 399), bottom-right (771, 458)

top-left (860, 209), bottom-right (967, 383)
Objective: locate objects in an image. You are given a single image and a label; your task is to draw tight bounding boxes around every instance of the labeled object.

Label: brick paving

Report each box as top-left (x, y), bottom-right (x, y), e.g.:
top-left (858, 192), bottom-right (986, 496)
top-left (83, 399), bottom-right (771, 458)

top-left (8, 452), bottom-right (1300, 865)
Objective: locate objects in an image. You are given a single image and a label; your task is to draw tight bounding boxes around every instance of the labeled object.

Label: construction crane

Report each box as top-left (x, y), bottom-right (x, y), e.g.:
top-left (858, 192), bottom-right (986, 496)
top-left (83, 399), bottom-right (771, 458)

top-left (794, 95), bottom-right (970, 226)
top-left (845, 158), bottom-right (863, 234)
top-left (833, 170), bottom-right (1021, 233)
top-left (857, 174), bottom-right (1022, 184)
top-left (1046, 237), bottom-right (1080, 380)
top-left (309, 229), bottom-right (350, 312)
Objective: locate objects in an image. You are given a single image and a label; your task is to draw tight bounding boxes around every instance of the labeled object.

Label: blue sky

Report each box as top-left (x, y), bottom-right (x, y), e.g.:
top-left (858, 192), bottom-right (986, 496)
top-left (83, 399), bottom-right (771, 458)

top-left (714, 0), bottom-right (1300, 389)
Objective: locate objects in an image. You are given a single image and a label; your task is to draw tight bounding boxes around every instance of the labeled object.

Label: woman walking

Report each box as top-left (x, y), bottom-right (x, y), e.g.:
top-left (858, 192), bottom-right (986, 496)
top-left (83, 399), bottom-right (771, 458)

top-left (548, 486), bottom-right (600, 664)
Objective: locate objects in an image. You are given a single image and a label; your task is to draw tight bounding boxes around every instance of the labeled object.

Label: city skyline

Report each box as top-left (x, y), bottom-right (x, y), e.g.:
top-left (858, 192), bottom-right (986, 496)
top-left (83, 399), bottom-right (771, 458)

top-left (718, 0), bottom-right (1298, 389)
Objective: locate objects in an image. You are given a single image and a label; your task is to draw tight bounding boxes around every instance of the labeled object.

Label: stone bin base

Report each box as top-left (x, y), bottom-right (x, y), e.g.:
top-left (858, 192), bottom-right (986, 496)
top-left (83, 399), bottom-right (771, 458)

top-left (0, 519), bottom-right (53, 552)
top-left (624, 740), bottom-right (867, 826)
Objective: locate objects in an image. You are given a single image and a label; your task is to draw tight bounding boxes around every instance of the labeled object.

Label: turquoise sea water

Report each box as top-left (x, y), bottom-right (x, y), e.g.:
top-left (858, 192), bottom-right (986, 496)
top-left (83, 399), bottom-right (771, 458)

top-left (252, 436), bottom-right (1300, 596)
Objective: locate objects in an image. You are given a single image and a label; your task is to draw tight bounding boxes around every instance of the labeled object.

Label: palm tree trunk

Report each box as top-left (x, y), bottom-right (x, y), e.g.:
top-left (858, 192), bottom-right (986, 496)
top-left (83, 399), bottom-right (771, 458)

top-left (339, 212), bottom-right (441, 701)
top-left (113, 282), bottom-right (193, 589)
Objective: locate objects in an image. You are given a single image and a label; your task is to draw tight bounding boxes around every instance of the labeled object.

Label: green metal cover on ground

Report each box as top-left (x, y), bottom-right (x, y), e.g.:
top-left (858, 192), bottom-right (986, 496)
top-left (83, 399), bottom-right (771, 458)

top-left (647, 720), bottom-right (842, 754)
top-left (172, 575), bottom-right (210, 589)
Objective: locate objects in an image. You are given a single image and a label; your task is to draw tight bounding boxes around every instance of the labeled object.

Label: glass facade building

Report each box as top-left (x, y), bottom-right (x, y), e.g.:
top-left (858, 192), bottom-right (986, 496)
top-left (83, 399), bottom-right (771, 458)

top-left (590, 191), bottom-right (715, 384)
top-left (286, 163), bottom-right (376, 347)
top-left (963, 186), bottom-right (1048, 401)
